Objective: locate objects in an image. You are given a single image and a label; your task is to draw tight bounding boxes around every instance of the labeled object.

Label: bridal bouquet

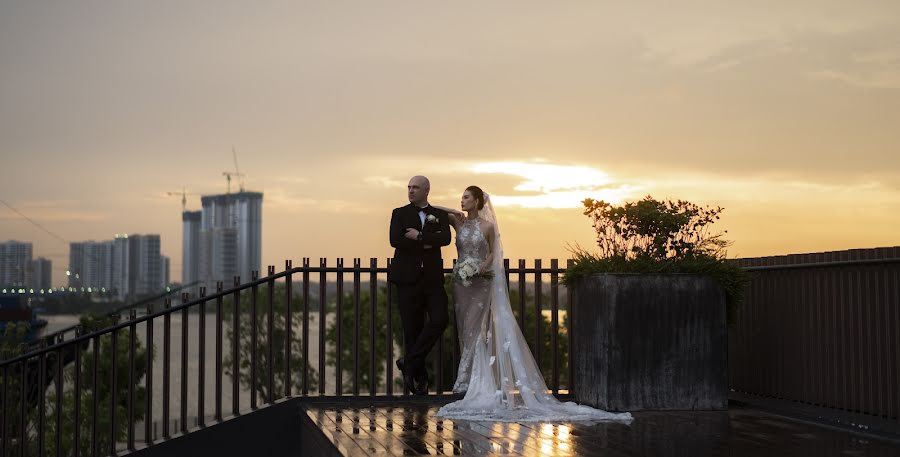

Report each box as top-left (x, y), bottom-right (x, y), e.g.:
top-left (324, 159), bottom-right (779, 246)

top-left (454, 258), bottom-right (494, 286)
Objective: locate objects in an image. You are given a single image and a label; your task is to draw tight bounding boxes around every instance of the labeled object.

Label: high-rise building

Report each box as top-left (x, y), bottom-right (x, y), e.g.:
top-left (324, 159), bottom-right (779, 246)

top-left (0, 241), bottom-right (33, 287)
top-left (68, 241), bottom-right (114, 290)
top-left (69, 234), bottom-right (166, 299)
top-left (185, 191), bottom-right (262, 291)
top-left (129, 234), bottom-right (161, 298)
top-left (27, 257), bottom-right (52, 291)
top-left (111, 235), bottom-right (130, 299)
top-left (161, 255), bottom-right (170, 289)
top-left (181, 211), bottom-right (201, 292)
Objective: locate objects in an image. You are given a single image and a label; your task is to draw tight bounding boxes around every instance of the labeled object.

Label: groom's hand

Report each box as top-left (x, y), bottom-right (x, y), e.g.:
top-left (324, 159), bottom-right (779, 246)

top-left (404, 228), bottom-right (420, 240)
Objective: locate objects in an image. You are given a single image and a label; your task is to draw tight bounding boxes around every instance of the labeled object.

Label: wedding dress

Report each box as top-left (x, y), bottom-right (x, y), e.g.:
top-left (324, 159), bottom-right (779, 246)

top-left (437, 195), bottom-right (632, 422)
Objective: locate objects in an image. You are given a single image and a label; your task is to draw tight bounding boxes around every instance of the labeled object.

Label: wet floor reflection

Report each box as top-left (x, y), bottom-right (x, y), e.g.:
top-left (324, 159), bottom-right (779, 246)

top-left (307, 401), bottom-right (900, 456)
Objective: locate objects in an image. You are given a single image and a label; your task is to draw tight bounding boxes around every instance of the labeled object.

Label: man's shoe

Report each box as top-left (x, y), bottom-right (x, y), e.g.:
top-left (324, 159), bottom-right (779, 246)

top-left (414, 368), bottom-right (428, 396)
top-left (396, 358), bottom-right (416, 394)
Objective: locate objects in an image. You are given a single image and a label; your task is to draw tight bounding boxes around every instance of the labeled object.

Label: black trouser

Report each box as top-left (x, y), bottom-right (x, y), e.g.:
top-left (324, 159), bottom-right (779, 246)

top-left (397, 280), bottom-right (449, 375)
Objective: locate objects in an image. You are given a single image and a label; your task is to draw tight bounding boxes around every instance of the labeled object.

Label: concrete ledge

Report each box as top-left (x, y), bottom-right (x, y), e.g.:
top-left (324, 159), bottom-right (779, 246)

top-left (730, 391), bottom-right (900, 445)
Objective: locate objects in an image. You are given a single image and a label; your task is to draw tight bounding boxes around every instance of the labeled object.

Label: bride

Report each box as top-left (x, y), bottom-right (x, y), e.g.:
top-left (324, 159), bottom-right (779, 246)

top-left (431, 186), bottom-right (632, 422)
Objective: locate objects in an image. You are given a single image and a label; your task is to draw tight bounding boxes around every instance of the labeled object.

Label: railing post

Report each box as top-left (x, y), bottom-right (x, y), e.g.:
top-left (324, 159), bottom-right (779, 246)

top-left (567, 259), bottom-right (575, 393)
top-left (198, 287), bottom-right (207, 428)
top-left (163, 299), bottom-right (171, 439)
top-left (318, 259), bottom-right (326, 395)
top-left (180, 293), bottom-right (189, 433)
top-left (534, 259), bottom-right (543, 372)
top-left (91, 334), bottom-right (100, 457)
top-left (127, 309), bottom-right (136, 451)
top-left (285, 260), bottom-right (294, 398)
top-left (267, 265), bottom-right (275, 404)
top-left (232, 276), bottom-right (241, 417)
top-left (551, 258), bottom-right (559, 393)
top-left (215, 282), bottom-right (224, 422)
top-left (336, 258), bottom-right (344, 396)
top-left (144, 304), bottom-right (153, 447)
top-left (38, 341), bottom-right (46, 457)
top-left (250, 271), bottom-right (259, 411)
top-left (55, 343), bottom-right (64, 457)
top-left (518, 259), bottom-right (526, 333)
top-left (369, 258), bottom-right (377, 397)
top-left (386, 258), bottom-right (394, 397)
top-left (110, 325), bottom-right (119, 455)
top-left (353, 258), bottom-right (361, 397)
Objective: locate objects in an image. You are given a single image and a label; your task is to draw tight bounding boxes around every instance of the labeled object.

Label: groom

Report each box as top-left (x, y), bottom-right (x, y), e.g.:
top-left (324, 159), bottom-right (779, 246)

top-left (387, 175), bottom-right (451, 395)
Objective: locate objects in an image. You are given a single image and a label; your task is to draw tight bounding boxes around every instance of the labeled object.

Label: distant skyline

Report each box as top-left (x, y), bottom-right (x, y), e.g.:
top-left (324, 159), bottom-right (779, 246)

top-left (2, 1), bottom-right (899, 283)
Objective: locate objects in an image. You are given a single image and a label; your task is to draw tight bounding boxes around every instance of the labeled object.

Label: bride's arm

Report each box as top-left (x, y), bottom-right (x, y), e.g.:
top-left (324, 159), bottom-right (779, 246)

top-left (431, 205), bottom-right (464, 229)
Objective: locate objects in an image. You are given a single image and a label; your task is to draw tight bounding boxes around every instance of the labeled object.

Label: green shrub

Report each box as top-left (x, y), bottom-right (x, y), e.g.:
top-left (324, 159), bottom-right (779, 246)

top-left (564, 195), bottom-right (748, 324)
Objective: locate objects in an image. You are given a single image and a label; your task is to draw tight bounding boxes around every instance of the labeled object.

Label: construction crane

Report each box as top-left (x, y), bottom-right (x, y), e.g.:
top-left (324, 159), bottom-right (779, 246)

top-left (166, 186), bottom-right (200, 212)
top-left (223, 146), bottom-right (246, 194)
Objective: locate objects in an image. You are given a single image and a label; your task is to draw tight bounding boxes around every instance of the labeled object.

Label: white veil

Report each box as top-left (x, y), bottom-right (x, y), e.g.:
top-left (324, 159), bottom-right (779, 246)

top-left (438, 193), bottom-right (632, 422)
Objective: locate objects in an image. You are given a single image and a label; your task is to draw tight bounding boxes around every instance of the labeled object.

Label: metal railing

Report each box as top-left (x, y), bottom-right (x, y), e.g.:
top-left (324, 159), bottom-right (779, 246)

top-left (728, 246), bottom-right (900, 429)
top-left (0, 258), bottom-right (572, 455)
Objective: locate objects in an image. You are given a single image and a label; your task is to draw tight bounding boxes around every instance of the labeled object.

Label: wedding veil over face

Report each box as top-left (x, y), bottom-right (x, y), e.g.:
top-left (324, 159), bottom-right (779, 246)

top-left (438, 192), bottom-right (632, 422)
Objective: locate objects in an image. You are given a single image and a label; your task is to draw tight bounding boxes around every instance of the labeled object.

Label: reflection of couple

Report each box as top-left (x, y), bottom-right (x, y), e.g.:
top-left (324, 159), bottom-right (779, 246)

top-left (388, 175), bottom-right (631, 422)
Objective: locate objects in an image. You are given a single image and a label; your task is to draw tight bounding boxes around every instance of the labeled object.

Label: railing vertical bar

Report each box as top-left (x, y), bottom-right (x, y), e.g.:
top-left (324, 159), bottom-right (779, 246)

top-left (1, 363), bottom-right (6, 457)
top-left (91, 335), bottom-right (99, 457)
top-left (318, 258), bottom-right (326, 395)
top-left (250, 271), bottom-right (259, 411)
top-left (267, 265), bottom-right (276, 404)
top-left (215, 282), bottom-right (223, 422)
top-left (567, 259), bottom-right (575, 393)
top-left (436, 331), bottom-right (444, 395)
top-left (144, 306), bottom-right (153, 447)
top-left (75, 338), bottom-right (83, 456)
top-left (198, 288), bottom-right (207, 428)
top-left (386, 258), bottom-right (394, 397)
top-left (110, 327), bottom-right (118, 455)
top-left (369, 258), bottom-right (377, 397)
top-left (353, 258), bottom-right (361, 397)
top-left (534, 259), bottom-right (543, 372)
top-left (163, 299), bottom-right (171, 439)
top-left (300, 258), bottom-right (309, 397)
top-left (232, 276), bottom-right (241, 416)
top-left (38, 344), bottom-right (46, 457)
top-left (518, 259), bottom-right (526, 333)
top-left (19, 359), bottom-right (26, 457)
top-left (127, 310), bottom-right (136, 451)
top-left (285, 260), bottom-right (294, 399)
top-left (180, 293), bottom-right (189, 433)
top-left (550, 259), bottom-right (559, 393)
top-left (56, 345), bottom-right (63, 457)
top-left (336, 258), bottom-right (344, 397)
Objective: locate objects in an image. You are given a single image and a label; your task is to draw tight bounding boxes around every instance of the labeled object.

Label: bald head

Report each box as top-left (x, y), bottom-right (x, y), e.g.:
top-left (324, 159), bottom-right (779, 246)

top-left (407, 175), bottom-right (431, 206)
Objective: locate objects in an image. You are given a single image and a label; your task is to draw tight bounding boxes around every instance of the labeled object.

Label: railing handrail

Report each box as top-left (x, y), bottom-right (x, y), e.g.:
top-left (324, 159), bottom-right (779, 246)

top-left (736, 257), bottom-right (900, 271)
top-left (0, 258), bottom-right (569, 368)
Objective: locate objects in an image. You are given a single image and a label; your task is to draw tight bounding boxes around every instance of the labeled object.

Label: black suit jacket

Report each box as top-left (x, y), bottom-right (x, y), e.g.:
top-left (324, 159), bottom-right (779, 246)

top-left (388, 204), bottom-right (452, 286)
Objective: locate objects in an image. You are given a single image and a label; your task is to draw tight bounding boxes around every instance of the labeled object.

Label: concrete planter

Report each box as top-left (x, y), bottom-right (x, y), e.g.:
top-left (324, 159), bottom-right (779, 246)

top-left (571, 274), bottom-right (727, 411)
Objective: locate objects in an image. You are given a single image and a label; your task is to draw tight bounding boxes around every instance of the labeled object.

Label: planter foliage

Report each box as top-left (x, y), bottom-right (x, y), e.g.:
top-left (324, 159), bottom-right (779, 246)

top-left (564, 195), bottom-right (748, 324)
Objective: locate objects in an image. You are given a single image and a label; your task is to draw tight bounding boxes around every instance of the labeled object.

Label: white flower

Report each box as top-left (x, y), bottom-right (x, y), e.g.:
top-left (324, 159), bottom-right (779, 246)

top-left (453, 257), bottom-right (481, 286)
top-left (426, 214), bottom-right (438, 223)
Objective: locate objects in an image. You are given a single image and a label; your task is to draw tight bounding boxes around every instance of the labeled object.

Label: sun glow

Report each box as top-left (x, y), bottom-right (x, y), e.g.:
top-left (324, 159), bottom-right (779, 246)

top-left (471, 161), bottom-right (640, 208)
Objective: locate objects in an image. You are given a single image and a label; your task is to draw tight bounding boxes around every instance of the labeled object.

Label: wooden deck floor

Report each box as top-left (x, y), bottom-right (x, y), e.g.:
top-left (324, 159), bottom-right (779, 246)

top-left (304, 398), bottom-right (900, 456)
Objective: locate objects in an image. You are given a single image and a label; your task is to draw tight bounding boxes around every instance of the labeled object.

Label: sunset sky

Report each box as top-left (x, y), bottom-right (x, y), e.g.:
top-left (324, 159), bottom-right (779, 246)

top-left (2, 1), bottom-right (899, 284)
